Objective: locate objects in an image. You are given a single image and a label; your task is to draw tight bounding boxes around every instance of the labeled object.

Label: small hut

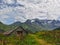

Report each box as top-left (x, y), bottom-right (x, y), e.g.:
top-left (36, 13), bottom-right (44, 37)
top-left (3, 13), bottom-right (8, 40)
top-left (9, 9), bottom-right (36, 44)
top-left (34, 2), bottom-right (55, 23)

top-left (3, 26), bottom-right (29, 39)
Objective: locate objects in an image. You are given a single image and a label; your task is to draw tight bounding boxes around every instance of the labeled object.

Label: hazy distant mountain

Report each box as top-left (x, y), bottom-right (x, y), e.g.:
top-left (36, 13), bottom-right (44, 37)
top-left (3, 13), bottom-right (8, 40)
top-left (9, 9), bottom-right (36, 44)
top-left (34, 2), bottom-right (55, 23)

top-left (9, 20), bottom-right (44, 33)
top-left (0, 19), bottom-right (60, 33)
top-left (54, 27), bottom-right (60, 30)
top-left (24, 19), bottom-right (60, 30)
top-left (10, 19), bottom-right (60, 31)
top-left (10, 21), bottom-right (22, 26)
top-left (34, 19), bottom-right (60, 29)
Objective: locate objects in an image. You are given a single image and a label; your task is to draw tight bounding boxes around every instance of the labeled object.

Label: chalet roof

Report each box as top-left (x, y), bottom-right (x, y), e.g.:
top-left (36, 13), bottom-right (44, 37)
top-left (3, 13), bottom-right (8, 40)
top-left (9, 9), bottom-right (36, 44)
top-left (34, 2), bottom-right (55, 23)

top-left (3, 26), bottom-right (30, 35)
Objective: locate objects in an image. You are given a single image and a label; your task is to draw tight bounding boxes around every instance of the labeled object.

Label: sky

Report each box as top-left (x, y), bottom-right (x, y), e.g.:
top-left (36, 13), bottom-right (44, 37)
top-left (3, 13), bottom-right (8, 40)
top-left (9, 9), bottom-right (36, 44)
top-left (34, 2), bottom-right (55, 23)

top-left (0, 0), bottom-right (60, 25)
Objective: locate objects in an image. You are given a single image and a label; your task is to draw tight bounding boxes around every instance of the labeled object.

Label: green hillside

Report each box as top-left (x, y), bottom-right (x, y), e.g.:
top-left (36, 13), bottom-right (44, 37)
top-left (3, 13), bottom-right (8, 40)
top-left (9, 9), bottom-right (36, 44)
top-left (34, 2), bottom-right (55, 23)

top-left (0, 22), bottom-right (50, 33)
top-left (0, 22), bottom-right (10, 31)
top-left (0, 22), bottom-right (16, 31)
top-left (21, 23), bottom-right (45, 33)
top-left (0, 22), bottom-right (42, 33)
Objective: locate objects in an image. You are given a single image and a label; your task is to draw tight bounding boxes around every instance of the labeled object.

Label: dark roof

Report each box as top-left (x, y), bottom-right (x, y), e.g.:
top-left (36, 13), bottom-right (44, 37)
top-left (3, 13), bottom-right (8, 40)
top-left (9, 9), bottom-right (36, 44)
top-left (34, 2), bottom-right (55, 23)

top-left (3, 26), bottom-right (29, 35)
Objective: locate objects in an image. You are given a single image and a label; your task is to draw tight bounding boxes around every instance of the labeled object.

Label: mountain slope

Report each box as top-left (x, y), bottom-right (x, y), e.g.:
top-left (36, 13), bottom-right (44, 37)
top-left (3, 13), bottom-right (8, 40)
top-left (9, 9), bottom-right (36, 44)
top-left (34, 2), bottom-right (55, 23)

top-left (54, 27), bottom-right (60, 30)
top-left (33, 19), bottom-right (60, 30)
top-left (0, 22), bottom-right (15, 31)
top-left (8, 19), bottom-right (60, 33)
top-left (0, 19), bottom-right (60, 32)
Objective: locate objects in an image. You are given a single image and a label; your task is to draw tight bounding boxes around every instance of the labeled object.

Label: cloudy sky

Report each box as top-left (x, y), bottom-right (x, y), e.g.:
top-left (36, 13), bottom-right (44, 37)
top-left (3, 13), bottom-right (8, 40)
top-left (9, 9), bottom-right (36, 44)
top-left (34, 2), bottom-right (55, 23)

top-left (0, 0), bottom-right (60, 25)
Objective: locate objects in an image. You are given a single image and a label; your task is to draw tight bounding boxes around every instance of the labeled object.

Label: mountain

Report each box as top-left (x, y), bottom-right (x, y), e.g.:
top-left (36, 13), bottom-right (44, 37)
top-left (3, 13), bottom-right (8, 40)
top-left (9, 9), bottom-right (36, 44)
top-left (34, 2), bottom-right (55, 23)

top-left (0, 22), bottom-right (16, 31)
top-left (32, 19), bottom-right (60, 30)
top-left (0, 19), bottom-right (60, 33)
top-left (54, 27), bottom-right (60, 30)
top-left (0, 22), bottom-right (9, 31)
top-left (10, 21), bottom-right (22, 26)
top-left (9, 20), bottom-right (44, 33)
top-left (9, 19), bottom-right (60, 33)
top-left (22, 19), bottom-right (60, 30)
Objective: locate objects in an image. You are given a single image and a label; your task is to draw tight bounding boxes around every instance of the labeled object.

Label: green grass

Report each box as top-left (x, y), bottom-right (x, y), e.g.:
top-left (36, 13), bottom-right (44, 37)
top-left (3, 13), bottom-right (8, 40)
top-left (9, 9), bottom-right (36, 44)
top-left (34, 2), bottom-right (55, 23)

top-left (0, 30), bottom-right (60, 45)
top-left (35, 30), bottom-right (60, 45)
top-left (0, 34), bottom-right (40, 45)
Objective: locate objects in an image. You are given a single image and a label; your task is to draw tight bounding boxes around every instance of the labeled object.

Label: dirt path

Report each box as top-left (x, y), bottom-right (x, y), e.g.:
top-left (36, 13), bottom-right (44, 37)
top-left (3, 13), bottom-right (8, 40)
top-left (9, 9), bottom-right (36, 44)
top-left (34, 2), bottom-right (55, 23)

top-left (30, 34), bottom-right (54, 45)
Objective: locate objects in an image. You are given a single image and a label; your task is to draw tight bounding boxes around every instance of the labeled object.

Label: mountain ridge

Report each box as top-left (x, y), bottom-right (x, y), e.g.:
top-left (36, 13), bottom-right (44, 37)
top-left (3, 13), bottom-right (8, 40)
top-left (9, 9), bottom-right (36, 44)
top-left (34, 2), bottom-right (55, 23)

top-left (0, 19), bottom-right (60, 32)
top-left (9, 19), bottom-right (60, 30)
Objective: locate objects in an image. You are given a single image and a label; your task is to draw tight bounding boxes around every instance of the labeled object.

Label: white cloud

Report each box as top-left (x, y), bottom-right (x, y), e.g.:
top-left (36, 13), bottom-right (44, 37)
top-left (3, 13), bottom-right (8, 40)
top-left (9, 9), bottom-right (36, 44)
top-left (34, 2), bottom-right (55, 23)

top-left (0, 15), bottom-right (9, 24)
top-left (4, 0), bottom-right (16, 4)
top-left (0, 15), bottom-right (9, 19)
top-left (0, 7), bottom-right (13, 15)
top-left (0, 0), bottom-right (60, 24)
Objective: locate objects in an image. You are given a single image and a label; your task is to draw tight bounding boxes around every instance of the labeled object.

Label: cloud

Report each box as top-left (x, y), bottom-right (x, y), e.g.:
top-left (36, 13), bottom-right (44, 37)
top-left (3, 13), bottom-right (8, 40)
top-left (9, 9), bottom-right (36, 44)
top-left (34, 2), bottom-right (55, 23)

top-left (0, 15), bottom-right (9, 24)
top-left (0, 0), bottom-right (60, 24)
top-left (3, 0), bottom-right (16, 4)
top-left (0, 7), bottom-right (13, 15)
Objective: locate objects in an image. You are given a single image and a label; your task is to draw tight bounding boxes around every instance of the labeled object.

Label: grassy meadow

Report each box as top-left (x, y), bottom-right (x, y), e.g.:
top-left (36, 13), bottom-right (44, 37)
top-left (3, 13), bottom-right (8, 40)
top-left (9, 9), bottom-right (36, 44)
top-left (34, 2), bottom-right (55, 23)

top-left (0, 30), bottom-right (60, 45)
